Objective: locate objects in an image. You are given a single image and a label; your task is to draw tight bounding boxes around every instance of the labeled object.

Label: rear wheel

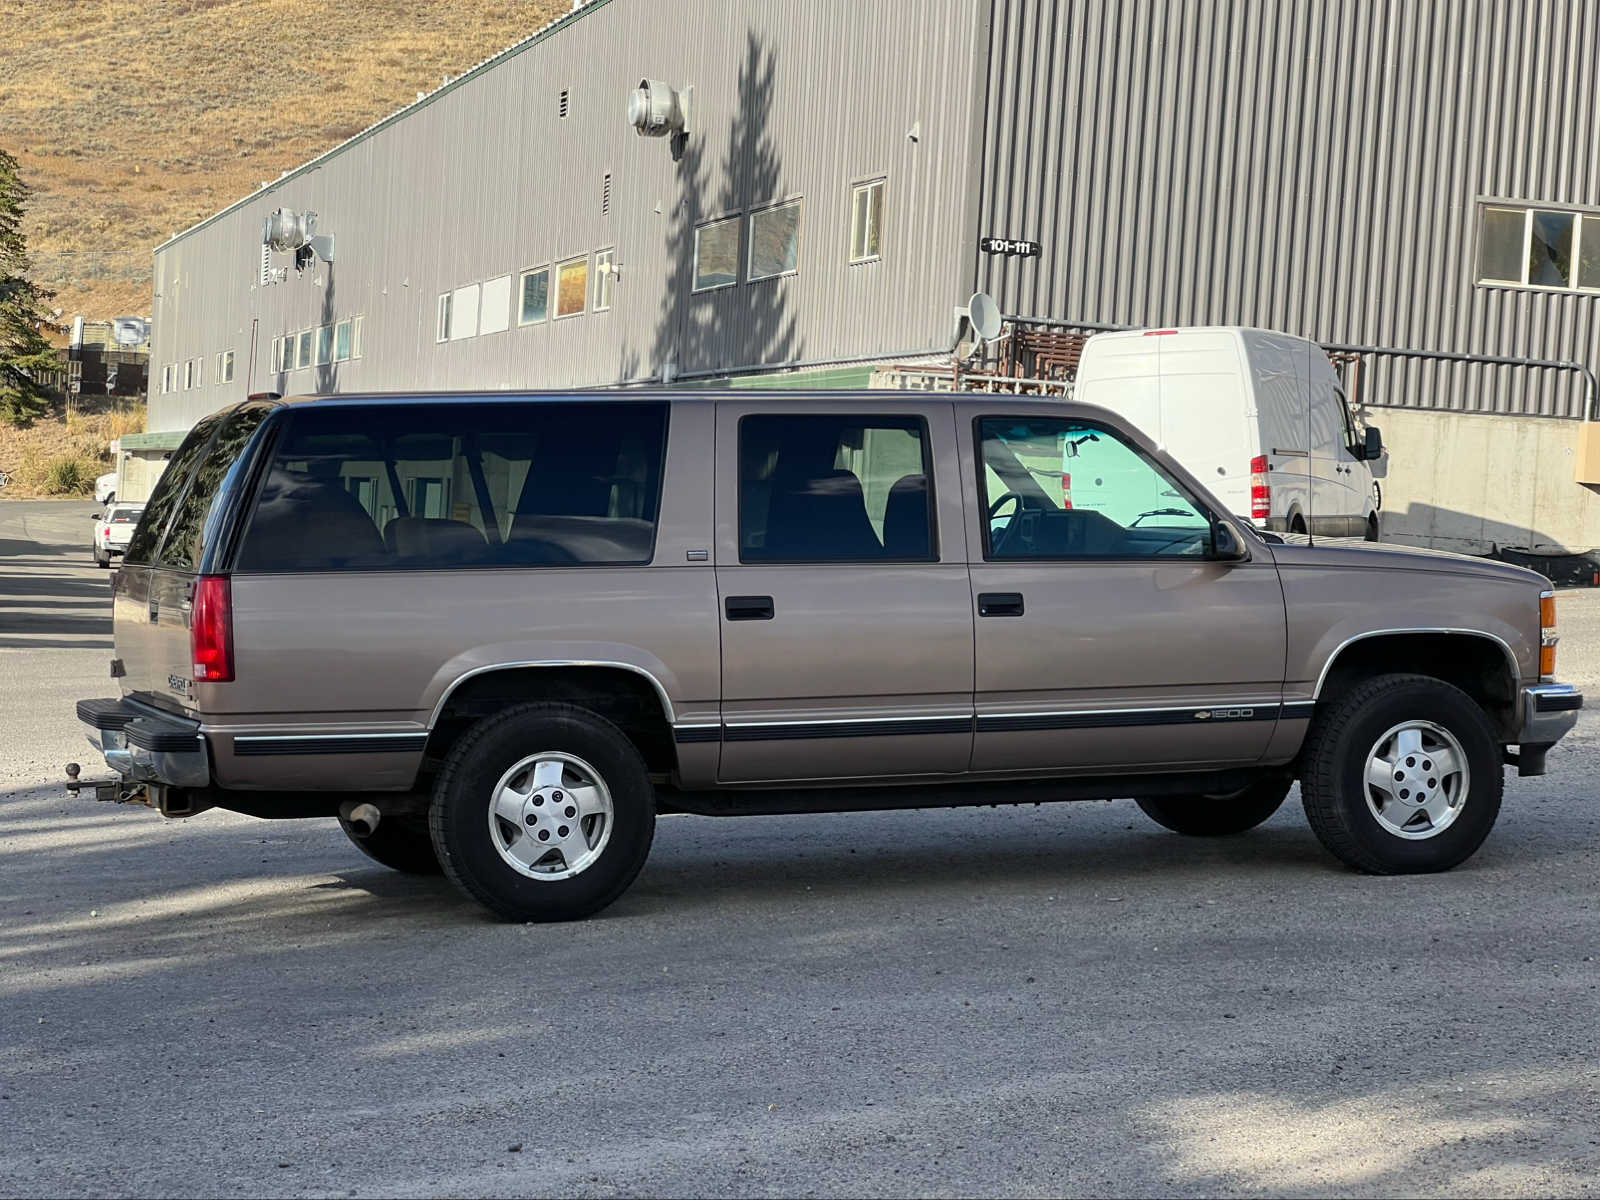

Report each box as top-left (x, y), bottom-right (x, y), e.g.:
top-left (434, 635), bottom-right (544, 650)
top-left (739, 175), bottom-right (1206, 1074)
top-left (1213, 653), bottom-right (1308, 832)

top-left (1289, 514), bottom-right (1307, 535)
top-left (1365, 514), bottom-right (1380, 541)
top-left (1300, 673), bottom-right (1502, 873)
top-left (93, 546), bottom-right (109, 568)
top-left (340, 815), bottom-right (442, 874)
top-left (429, 703), bottom-right (655, 921)
top-left (1135, 777), bottom-right (1292, 836)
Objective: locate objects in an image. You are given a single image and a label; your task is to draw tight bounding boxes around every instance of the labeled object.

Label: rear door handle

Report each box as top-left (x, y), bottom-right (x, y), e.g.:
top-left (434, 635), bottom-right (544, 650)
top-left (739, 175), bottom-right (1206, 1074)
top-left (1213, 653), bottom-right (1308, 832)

top-left (977, 592), bottom-right (1025, 617)
top-left (725, 595), bottom-right (774, 621)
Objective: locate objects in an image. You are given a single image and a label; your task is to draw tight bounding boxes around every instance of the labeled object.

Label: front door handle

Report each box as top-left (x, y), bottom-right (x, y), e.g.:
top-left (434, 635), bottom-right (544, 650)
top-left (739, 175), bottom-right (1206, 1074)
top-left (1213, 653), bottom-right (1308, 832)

top-left (725, 595), bottom-right (774, 621)
top-left (978, 592), bottom-right (1025, 617)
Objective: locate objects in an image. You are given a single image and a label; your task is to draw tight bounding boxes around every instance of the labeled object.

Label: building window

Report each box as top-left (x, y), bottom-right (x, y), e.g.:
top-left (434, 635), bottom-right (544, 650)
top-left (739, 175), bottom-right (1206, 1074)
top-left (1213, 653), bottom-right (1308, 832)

top-left (850, 179), bottom-right (885, 263)
top-left (1477, 201), bottom-right (1600, 293)
top-left (297, 330), bottom-right (313, 369)
top-left (217, 349), bottom-right (234, 383)
top-left (693, 215), bottom-right (740, 292)
top-left (556, 256), bottom-right (588, 318)
top-left (595, 248), bottom-right (616, 311)
top-left (334, 320), bottom-right (352, 362)
top-left (315, 324), bottom-right (334, 366)
top-left (184, 358), bottom-right (196, 389)
top-left (450, 284), bottom-right (480, 340)
top-left (352, 316), bottom-right (364, 359)
top-left (436, 294), bottom-right (452, 344)
top-left (480, 275), bottom-right (512, 334)
top-left (559, 89), bottom-right (570, 119)
top-left (161, 364), bottom-right (173, 393)
top-left (519, 266), bottom-right (550, 324)
top-left (749, 199), bottom-right (802, 281)
top-left (269, 338), bottom-right (281, 374)
top-left (602, 172), bottom-right (612, 216)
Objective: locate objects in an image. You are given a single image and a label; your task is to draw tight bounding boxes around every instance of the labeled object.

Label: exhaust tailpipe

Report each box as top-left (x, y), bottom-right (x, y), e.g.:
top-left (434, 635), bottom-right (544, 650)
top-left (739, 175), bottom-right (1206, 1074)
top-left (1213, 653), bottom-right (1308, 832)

top-left (339, 801), bottom-right (382, 838)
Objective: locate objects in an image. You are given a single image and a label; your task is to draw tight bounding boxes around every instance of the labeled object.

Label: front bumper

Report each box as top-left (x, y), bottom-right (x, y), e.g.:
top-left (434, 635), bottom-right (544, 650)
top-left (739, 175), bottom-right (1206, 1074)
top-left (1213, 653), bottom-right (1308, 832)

top-left (1511, 683), bottom-right (1583, 775)
top-left (76, 697), bottom-right (211, 788)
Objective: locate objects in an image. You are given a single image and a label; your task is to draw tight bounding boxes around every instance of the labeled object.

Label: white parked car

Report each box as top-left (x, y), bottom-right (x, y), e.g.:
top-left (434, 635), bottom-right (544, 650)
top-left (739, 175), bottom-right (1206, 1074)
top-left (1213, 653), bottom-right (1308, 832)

top-left (94, 471), bottom-right (118, 504)
top-left (92, 503), bottom-right (143, 568)
top-left (1074, 326), bottom-right (1385, 540)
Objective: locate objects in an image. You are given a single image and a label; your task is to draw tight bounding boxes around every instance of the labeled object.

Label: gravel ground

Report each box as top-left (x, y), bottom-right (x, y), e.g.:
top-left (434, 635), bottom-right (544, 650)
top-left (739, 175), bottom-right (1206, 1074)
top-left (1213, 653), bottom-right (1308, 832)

top-left (2, 499), bottom-right (1598, 1198)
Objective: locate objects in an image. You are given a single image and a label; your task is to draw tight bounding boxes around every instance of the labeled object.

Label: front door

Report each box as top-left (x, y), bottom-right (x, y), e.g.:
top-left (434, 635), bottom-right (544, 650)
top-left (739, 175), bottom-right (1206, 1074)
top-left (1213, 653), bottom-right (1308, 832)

top-left (961, 407), bottom-right (1288, 774)
top-left (714, 402), bottom-right (974, 783)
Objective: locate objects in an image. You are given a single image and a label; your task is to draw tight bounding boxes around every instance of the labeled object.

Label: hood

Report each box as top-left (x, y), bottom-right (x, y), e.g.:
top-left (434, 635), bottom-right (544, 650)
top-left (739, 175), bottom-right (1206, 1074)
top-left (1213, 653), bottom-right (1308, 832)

top-left (1261, 534), bottom-right (1551, 587)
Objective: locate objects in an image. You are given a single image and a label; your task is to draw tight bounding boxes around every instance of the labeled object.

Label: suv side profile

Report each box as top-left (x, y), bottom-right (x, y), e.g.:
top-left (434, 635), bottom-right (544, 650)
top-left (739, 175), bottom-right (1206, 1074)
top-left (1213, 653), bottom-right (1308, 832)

top-left (76, 392), bottom-right (1581, 921)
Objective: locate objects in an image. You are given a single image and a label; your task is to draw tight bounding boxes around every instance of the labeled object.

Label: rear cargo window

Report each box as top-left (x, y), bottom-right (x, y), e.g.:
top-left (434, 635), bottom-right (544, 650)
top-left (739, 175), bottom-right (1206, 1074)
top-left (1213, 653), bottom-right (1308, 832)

top-left (233, 401), bottom-right (668, 571)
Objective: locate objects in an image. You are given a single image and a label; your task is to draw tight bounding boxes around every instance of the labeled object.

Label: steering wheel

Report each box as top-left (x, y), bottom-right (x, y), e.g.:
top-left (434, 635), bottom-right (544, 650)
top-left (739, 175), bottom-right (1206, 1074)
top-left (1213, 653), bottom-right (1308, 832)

top-left (988, 491), bottom-right (1026, 518)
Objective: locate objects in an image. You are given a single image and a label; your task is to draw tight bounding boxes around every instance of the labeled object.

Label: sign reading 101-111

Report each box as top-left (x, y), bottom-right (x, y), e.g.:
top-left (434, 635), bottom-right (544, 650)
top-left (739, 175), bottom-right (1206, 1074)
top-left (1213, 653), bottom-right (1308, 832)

top-left (980, 236), bottom-right (1042, 258)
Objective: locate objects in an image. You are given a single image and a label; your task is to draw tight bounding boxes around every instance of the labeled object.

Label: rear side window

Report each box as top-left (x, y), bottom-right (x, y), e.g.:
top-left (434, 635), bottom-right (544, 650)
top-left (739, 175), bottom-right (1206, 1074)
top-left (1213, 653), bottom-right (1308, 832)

top-left (234, 402), bottom-right (669, 571)
top-left (122, 409), bottom-right (265, 570)
top-left (738, 414), bottom-right (934, 562)
top-left (123, 415), bottom-right (224, 565)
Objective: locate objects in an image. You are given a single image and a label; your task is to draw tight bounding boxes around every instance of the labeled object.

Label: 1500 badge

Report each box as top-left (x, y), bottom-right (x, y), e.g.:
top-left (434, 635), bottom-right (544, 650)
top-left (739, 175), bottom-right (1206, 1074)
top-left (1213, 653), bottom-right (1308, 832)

top-left (1194, 708), bottom-right (1255, 721)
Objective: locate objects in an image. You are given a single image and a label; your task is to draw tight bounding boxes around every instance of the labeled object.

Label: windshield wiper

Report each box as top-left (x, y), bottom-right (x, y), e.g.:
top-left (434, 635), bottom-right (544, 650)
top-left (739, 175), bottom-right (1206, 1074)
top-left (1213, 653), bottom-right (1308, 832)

top-left (1129, 508), bottom-right (1198, 528)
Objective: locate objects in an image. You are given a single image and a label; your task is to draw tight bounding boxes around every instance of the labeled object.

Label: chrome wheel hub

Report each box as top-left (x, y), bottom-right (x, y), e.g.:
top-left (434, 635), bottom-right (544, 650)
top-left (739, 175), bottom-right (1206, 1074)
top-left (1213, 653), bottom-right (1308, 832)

top-left (488, 752), bottom-right (613, 879)
top-left (1363, 720), bottom-right (1469, 840)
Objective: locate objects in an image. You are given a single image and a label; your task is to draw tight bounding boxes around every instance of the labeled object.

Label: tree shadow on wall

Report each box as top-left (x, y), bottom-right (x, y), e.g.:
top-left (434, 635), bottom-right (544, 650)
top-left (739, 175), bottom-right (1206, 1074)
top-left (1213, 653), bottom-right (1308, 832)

top-left (620, 32), bottom-right (801, 385)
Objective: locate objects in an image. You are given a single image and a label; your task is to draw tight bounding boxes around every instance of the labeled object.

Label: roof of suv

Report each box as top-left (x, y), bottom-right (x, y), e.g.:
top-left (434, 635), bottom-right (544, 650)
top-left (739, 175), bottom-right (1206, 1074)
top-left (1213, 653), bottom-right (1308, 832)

top-left (261, 388), bottom-right (1103, 415)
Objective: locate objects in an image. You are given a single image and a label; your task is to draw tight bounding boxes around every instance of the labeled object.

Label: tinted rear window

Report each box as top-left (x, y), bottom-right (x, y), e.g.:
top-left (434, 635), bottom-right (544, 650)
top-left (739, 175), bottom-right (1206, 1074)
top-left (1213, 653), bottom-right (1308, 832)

top-left (234, 401), bottom-right (669, 571)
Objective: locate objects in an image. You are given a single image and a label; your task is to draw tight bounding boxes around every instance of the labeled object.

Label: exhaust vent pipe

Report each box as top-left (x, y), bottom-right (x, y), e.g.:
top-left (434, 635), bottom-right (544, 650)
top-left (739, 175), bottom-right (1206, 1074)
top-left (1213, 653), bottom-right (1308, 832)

top-left (339, 801), bottom-right (382, 839)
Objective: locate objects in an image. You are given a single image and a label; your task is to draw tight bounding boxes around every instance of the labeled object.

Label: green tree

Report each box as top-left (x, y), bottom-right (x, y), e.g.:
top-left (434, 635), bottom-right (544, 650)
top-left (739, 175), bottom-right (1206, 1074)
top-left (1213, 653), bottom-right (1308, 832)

top-left (0, 149), bottom-right (60, 426)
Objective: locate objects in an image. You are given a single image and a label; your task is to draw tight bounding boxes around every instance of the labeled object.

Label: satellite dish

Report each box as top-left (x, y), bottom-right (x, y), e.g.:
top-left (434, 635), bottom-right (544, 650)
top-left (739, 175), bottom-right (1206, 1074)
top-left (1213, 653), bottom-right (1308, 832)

top-left (967, 292), bottom-right (1003, 342)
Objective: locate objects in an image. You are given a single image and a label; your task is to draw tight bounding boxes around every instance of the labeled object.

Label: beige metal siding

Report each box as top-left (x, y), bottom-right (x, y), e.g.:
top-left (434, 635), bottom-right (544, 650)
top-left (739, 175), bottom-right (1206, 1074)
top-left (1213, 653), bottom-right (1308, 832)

top-left (977, 0), bottom-right (1600, 418)
top-left (147, 0), bottom-right (982, 431)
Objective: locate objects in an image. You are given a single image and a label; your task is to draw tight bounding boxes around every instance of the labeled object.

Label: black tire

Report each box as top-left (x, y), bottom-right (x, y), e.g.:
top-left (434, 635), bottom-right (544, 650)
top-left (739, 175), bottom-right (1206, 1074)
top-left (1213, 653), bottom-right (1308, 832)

top-left (429, 702), bottom-right (655, 922)
top-left (1135, 777), bottom-right (1292, 836)
top-left (1289, 514), bottom-right (1307, 535)
top-left (340, 814), bottom-right (442, 875)
top-left (1300, 673), bottom-right (1502, 874)
top-left (1364, 514), bottom-right (1380, 542)
top-left (94, 547), bottom-right (109, 568)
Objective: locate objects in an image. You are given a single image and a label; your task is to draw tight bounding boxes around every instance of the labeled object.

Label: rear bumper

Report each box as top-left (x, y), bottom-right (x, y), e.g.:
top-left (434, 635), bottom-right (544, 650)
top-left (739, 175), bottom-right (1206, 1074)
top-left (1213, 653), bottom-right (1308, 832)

top-left (77, 697), bottom-right (210, 788)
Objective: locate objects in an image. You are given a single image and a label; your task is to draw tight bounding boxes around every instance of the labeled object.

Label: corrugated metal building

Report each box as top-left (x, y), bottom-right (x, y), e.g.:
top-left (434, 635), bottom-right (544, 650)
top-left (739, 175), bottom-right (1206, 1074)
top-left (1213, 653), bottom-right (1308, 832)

top-left (150, 0), bottom-right (1599, 436)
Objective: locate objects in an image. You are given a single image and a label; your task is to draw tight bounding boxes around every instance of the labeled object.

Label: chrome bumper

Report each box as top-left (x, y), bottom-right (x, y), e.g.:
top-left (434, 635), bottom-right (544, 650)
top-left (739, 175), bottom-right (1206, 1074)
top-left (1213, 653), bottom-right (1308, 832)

top-left (77, 698), bottom-right (211, 788)
top-left (1520, 683), bottom-right (1582, 745)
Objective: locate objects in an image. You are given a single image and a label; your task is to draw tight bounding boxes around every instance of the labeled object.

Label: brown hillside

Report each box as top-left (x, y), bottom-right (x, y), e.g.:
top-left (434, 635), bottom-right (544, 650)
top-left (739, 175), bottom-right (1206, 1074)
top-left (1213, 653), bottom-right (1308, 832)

top-left (0, 0), bottom-right (566, 323)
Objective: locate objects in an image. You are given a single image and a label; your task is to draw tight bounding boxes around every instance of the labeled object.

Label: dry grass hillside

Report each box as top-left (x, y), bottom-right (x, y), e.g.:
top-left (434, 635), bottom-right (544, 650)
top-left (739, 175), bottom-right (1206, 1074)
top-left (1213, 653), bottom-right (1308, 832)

top-left (0, 0), bottom-right (566, 322)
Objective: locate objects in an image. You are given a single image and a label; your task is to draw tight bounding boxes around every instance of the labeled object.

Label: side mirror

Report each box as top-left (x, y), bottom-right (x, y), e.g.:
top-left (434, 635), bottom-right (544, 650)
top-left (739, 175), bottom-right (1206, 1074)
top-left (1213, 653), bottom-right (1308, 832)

top-left (1209, 519), bottom-right (1248, 562)
top-left (90, 512), bottom-right (102, 520)
top-left (1363, 426), bottom-right (1383, 460)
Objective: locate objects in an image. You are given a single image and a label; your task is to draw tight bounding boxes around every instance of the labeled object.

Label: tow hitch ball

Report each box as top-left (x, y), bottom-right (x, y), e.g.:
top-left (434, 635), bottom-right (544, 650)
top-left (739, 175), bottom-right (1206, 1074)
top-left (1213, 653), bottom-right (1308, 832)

top-left (65, 762), bottom-right (147, 804)
top-left (65, 762), bottom-right (81, 797)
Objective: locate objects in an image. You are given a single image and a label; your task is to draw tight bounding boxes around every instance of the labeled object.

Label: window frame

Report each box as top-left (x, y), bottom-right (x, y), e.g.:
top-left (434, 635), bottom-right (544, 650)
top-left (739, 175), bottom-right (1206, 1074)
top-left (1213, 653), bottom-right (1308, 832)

top-left (436, 293), bottom-right (452, 343)
top-left (735, 412), bottom-right (940, 566)
top-left (554, 254), bottom-right (589, 319)
top-left (692, 214), bottom-right (742, 293)
top-left (518, 265), bottom-right (552, 325)
top-left (594, 247), bottom-right (616, 312)
top-left (297, 330), bottom-right (313, 369)
top-left (1474, 197), bottom-right (1600, 295)
top-left (849, 177), bottom-right (886, 265)
top-left (334, 319), bottom-right (352, 362)
top-left (973, 415), bottom-right (1218, 564)
top-left (351, 316), bottom-right (364, 359)
top-left (746, 197), bottom-right (803, 283)
top-left (218, 349), bottom-right (234, 383)
top-left (314, 324), bottom-right (334, 366)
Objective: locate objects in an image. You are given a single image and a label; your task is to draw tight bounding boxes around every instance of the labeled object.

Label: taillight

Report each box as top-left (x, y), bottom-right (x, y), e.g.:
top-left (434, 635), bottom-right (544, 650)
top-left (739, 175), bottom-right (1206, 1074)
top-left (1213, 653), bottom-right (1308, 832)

top-left (102, 526), bottom-right (111, 539)
top-left (191, 575), bottom-right (234, 683)
top-left (1540, 589), bottom-right (1558, 680)
top-left (1061, 472), bottom-right (1073, 510)
top-left (1250, 454), bottom-right (1271, 520)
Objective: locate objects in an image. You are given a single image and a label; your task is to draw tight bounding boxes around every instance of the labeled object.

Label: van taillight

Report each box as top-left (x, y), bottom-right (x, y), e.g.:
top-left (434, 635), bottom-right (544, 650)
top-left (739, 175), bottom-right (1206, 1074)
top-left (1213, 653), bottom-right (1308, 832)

top-left (191, 575), bottom-right (234, 683)
top-left (1250, 454), bottom-right (1271, 520)
top-left (1061, 472), bottom-right (1073, 510)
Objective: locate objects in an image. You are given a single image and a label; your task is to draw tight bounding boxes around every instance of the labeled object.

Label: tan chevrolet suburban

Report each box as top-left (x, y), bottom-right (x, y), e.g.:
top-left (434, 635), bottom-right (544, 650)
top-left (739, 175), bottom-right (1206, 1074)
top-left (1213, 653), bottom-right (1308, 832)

top-left (75, 392), bottom-right (1582, 921)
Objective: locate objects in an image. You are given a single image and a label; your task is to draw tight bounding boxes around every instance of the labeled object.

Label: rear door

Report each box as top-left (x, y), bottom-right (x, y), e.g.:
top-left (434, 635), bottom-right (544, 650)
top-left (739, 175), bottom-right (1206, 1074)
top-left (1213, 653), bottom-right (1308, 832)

top-left (712, 400), bottom-right (974, 783)
top-left (115, 405), bottom-right (271, 715)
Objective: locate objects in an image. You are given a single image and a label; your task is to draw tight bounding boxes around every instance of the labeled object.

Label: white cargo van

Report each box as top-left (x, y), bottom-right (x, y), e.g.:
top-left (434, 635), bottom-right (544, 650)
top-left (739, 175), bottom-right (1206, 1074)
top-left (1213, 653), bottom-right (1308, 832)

top-left (1073, 327), bottom-right (1384, 539)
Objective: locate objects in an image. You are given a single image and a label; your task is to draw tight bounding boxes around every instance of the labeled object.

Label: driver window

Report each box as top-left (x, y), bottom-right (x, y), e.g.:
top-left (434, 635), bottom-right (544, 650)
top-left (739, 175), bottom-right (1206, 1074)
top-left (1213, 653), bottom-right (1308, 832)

top-left (977, 417), bottom-right (1212, 560)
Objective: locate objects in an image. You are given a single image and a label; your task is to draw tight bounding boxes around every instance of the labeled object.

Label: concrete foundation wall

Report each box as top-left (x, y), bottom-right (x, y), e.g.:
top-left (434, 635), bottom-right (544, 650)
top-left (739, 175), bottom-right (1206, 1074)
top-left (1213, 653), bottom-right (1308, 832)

top-left (1375, 407), bottom-right (1600, 556)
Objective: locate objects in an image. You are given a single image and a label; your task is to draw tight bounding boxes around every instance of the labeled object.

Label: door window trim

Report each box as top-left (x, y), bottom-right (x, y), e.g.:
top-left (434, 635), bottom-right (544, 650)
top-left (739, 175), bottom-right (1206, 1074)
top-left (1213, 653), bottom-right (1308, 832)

top-left (735, 412), bottom-right (940, 565)
top-left (973, 415), bottom-right (1219, 564)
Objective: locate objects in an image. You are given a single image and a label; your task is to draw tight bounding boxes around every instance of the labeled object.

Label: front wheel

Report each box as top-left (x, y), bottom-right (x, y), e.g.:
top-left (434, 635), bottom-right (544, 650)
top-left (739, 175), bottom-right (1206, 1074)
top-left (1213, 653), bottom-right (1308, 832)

top-left (1300, 673), bottom-right (1502, 874)
top-left (1135, 777), bottom-right (1292, 836)
top-left (429, 703), bottom-right (656, 921)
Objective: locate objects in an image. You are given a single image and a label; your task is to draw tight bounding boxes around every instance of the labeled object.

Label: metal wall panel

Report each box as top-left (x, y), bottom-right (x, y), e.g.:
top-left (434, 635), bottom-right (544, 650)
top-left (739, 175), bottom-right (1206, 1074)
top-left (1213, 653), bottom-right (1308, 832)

top-left (976, 0), bottom-right (1600, 419)
top-left (148, 0), bottom-right (983, 430)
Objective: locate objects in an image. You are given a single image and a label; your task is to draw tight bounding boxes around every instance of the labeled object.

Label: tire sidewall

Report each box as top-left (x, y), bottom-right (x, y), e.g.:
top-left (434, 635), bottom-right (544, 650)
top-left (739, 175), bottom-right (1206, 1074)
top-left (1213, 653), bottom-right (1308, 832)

top-left (433, 707), bottom-right (655, 921)
top-left (1325, 681), bottom-right (1501, 871)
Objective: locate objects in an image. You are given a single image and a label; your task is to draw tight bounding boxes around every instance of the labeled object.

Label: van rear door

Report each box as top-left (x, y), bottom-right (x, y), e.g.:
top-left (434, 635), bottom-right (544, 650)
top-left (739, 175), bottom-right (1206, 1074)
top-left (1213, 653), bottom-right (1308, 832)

top-left (1154, 330), bottom-right (1256, 522)
top-left (114, 405), bottom-right (271, 716)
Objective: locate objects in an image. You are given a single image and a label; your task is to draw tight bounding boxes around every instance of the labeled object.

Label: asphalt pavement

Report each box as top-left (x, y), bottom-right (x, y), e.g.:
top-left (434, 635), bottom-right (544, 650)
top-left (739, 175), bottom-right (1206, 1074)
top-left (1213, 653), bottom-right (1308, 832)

top-left (2, 499), bottom-right (1598, 1198)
